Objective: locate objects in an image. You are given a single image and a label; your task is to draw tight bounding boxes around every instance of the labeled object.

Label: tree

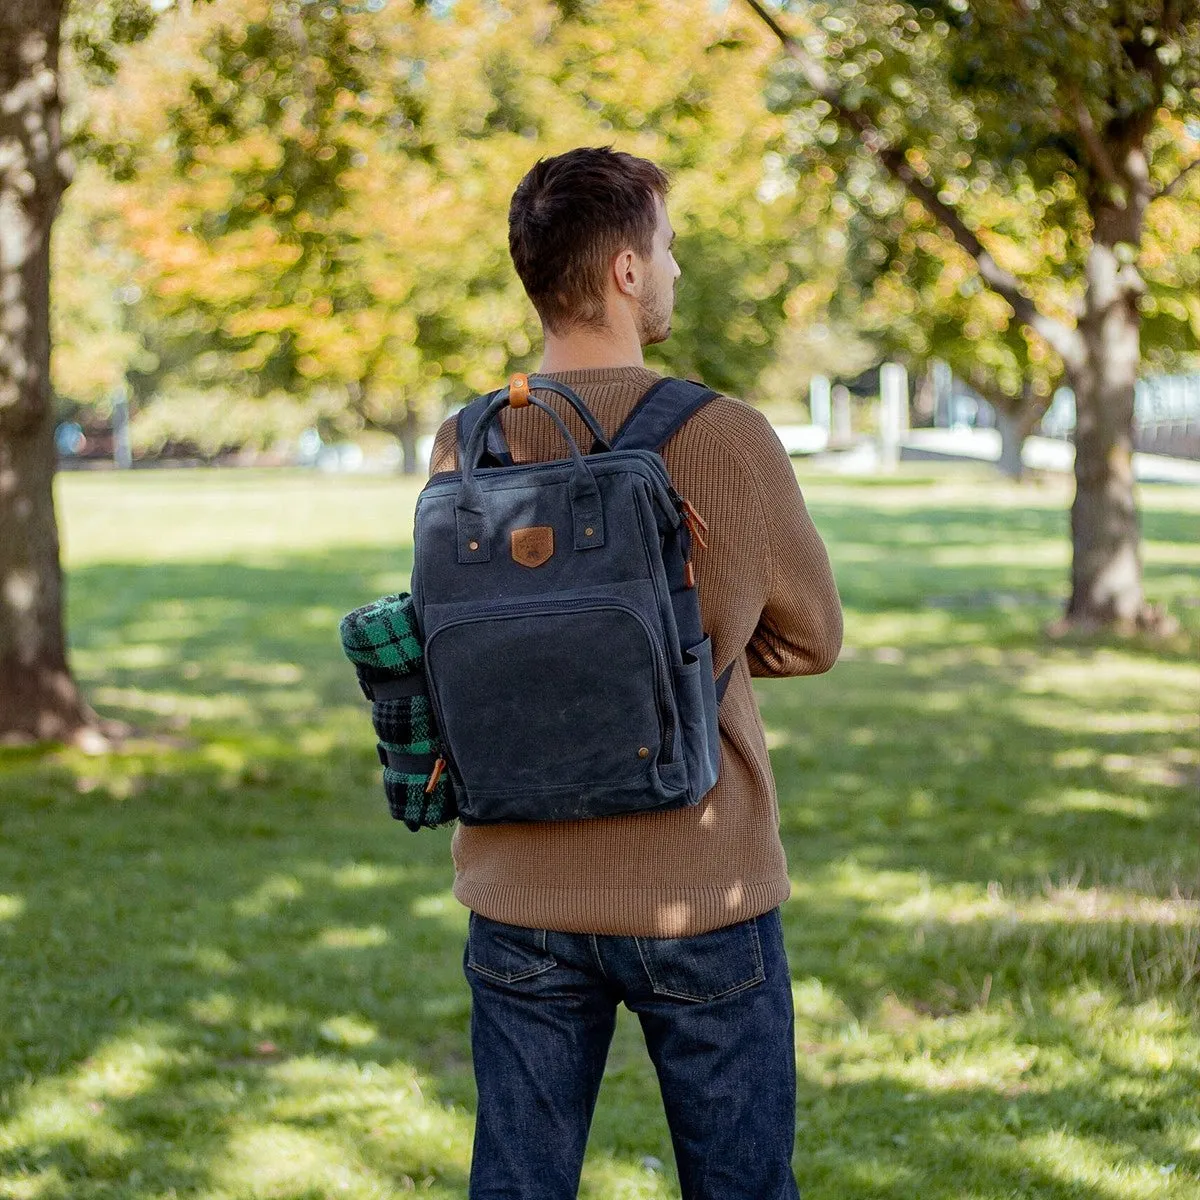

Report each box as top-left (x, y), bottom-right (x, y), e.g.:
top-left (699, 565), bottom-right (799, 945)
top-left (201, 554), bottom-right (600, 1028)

top-left (86, 0), bottom-right (824, 461)
top-left (0, 0), bottom-right (198, 745)
top-left (745, 0), bottom-right (1200, 630)
top-left (6, 0), bottom-right (821, 742)
top-left (0, 0), bottom-right (97, 744)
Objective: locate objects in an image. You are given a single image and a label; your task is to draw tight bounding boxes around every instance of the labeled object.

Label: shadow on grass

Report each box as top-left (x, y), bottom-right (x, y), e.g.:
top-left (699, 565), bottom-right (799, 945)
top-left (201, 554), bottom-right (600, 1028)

top-left (2, 750), bottom-right (472, 1195)
top-left (789, 1063), bottom-right (1200, 1199)
top-left (809, 500), bottom-right (1199, 652)
top-left (1, 532), bottom-right (1197, 1197)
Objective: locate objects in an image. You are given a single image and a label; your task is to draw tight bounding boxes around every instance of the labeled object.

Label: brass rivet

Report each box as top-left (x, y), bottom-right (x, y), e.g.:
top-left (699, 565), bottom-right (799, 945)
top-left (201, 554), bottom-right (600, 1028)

top-left (585, 527), bottom-right (594, 537)
top-left (468, 540), bottom-right (479, 551)
top-left (637, 746), bottom-right (650, 759)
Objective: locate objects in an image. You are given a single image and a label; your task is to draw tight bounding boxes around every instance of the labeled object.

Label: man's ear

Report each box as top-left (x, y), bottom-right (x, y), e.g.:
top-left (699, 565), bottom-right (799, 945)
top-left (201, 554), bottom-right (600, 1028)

top-left (613, 248), bottom-right (639, 297)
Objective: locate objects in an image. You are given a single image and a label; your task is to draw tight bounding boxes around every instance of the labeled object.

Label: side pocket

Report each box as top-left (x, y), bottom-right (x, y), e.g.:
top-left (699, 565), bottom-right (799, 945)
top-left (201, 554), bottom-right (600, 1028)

top-left (635, 916), bottom-right (765, 1003)
top-left (466, 913), bottom-right (557, 983)
top-left (676, 636), bottom-right (721, 800)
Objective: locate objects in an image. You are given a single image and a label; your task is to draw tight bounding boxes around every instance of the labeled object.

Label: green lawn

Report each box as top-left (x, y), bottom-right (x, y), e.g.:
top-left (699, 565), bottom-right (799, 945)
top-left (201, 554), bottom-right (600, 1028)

top-left (2, 466), bottom-right (1198, 1200)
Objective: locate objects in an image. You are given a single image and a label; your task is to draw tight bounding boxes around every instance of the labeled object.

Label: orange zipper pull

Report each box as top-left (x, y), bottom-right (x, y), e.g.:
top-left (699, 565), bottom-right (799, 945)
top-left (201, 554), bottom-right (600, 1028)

top-left (684, 560), bottom-right (696, 589)
top-left (425, 756), bottom-right (446, 794)
top-left (681, 499), bottom-right (709, 551)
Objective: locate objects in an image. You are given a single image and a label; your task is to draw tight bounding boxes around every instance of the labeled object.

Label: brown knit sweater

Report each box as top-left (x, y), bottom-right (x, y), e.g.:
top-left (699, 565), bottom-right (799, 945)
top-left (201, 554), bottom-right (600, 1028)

top-left (428, 366), bottom-right (842, 937)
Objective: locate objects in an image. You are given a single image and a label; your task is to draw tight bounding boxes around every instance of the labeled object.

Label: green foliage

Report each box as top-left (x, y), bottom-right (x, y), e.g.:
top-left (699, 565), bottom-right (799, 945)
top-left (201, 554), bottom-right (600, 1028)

top-left (49, 163), bottom-right (142, 407)
top-left (128, 387), bottom-right (330, 459)
top-left (64, 0), bottom-right (165, 80)
top-left (768, 0), bottom-right (1200, 402)
top-left (51, 0), bottom-right (1200, 444)
top-left (0, 469), bottom-right (1197, 1198)
top-left (58, 0), bottom-right (838, 441)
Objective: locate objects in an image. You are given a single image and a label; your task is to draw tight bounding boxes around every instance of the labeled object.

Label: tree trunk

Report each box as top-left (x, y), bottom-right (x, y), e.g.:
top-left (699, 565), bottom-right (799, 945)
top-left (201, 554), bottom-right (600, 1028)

top-left (995, 409), bottom-right (1027, 481)
top-left (991, 389), bottom-right (1044, 482)
top-left (0, 0), bottom-right (99, 744)
top-left (1063, 186), bottom-right (1152, 630)
top-left (398, 406), bottom-right (421, 476)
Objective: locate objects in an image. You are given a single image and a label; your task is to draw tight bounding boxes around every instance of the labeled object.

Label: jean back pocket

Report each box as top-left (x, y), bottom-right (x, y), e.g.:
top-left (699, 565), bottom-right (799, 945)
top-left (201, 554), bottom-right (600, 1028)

top-left (635, 916), bottom-right (765, 1002)
top-left (466, 913), bottom-right (557, 984)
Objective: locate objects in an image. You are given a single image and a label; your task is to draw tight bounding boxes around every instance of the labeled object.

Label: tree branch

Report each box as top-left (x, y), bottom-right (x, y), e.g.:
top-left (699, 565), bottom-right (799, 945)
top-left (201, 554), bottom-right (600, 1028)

top-left (742, 0), bottom-right (1084, 372)
top-left (1063, 85), bottom-right (1128, 202)
top-left (1154, 156), bottom-right (1200, 200)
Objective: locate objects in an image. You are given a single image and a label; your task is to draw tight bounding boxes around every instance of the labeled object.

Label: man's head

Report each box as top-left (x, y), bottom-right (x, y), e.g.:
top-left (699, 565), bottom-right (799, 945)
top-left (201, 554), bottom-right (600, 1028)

top-left (508, 146), bottom-right (680, 345)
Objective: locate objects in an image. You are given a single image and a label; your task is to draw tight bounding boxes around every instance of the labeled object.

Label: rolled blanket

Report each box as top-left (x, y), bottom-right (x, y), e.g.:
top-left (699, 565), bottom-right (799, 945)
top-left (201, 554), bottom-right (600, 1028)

top-left (338, 592), bottom-right (456, 831)
top-left (339, 590), bottom-right (424, 677)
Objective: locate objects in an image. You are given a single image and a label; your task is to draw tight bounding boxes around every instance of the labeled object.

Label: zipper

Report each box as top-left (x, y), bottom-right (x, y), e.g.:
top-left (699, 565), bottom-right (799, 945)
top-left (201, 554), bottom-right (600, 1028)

top-left (425, 756), bottom-right (446, 794)
top-left (670, 495), bottom-right (709, 589)
top-left (679, 497), bottom-right (709, 549)
top-left (425, 596), bottom-right (676, 763)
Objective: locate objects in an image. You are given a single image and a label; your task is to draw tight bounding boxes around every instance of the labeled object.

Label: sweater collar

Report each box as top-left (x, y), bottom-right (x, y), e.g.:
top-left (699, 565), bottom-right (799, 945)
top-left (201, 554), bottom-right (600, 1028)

top-left (537, 365), bottom-right (662, 386)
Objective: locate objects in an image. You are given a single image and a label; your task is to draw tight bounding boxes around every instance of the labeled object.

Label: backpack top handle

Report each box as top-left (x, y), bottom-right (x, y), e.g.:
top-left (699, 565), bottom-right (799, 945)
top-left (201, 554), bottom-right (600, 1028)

top-left (508, 374), bottom-right (613, 452)
top-left (457, 374), bottom-right (613, 470)
top-left (455, 387), bottom-right (606, 564)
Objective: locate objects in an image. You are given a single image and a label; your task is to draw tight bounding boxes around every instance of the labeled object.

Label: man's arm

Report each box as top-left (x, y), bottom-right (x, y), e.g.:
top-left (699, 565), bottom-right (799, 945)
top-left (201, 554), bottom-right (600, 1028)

top-left (738, 411), bottom-right (842, 677)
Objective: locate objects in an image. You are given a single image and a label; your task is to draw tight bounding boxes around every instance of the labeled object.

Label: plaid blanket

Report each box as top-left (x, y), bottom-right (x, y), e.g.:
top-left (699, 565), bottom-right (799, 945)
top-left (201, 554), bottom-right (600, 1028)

top-left (338, 592), bottom-right (455, 831)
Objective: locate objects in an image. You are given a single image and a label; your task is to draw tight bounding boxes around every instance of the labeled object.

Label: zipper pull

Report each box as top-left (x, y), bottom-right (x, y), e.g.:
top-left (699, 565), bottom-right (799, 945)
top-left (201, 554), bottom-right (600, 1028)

top-left (424, 756), bottom-right (446, 795)
top-left (680, 498), bottom-right (709, 551)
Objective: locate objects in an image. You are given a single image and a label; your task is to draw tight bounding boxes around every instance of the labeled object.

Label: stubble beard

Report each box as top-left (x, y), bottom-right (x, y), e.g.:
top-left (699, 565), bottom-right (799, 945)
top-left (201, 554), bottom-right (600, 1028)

top-left (637, 277), bottom-right (674, 347)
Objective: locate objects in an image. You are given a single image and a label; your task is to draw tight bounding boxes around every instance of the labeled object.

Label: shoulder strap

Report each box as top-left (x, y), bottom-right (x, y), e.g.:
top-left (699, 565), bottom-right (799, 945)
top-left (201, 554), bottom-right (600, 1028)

top-left (458, 376), bottom-right (717, 465)
top-left (610, 377), bottom-right (719, 452)
top-left (456, 392), bottom-right (513, 468)
top-left (714, 660), bottom-right (735, 702)
top-left (618, 376), bottom-right (734, 705)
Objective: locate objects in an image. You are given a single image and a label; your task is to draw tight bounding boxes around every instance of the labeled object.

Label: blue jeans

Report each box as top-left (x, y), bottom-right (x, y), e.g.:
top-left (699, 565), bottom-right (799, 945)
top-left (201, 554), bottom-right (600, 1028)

top-left (463, 907), bottom-right (801, 1199)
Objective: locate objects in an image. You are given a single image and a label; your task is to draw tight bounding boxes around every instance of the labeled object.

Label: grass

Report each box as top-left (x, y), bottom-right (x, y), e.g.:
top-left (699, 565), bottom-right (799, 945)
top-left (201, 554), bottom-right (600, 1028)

top-left (1, 464), bottom-right (1198, 1200)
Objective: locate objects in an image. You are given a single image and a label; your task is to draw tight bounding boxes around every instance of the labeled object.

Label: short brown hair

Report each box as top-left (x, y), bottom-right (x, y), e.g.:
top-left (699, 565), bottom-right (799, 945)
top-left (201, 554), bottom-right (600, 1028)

top-left (508, 147), bottom-right (669, 334)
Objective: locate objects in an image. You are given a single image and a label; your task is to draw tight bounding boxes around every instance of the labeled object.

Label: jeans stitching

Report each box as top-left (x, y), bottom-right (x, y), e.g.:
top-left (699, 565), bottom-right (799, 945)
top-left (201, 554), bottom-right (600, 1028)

top-left (467, 918), bottom-right (557, 984)
top-left (467, 959), bottom-right (557, 984)
top-left (634, 936), bottom-right (660, 992)
top-left (588, 933), bottom-right (609, 979)
top-left (635, 919), bottom-right (766, 1003)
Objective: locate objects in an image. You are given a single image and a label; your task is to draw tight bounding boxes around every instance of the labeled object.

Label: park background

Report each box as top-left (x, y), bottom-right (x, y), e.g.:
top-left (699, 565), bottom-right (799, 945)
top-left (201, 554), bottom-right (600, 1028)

top-left (2, 1), bottom-right (1199, 1197)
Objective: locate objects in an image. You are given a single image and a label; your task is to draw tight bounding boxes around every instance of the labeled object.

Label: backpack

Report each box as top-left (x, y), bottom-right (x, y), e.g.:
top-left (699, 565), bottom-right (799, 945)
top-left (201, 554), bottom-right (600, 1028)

top-left (410, 373), bottom-right (732, 825)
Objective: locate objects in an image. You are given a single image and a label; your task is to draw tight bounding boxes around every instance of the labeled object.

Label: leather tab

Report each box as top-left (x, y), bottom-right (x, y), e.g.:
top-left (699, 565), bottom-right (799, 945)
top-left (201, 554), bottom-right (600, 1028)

top-left (573, 502), bottom-right (605, 551)
top-left (512, 526), bottom-right (554, 568)
top-left (455, 504), bottom-right (491, 564)
top-left (425, 756), bottom-right (446, 794)
top-left (509, 373), bottom-right (531, 407)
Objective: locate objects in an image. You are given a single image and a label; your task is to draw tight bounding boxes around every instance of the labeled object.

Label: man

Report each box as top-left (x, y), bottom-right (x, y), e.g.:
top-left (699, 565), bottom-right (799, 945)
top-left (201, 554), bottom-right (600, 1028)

top-left (428, 146), bottom-right (842, 1200)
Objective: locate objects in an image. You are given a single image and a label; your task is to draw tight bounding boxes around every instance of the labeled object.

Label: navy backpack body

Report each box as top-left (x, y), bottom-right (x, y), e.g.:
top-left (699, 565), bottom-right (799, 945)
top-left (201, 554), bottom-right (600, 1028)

top-left (410, 373), bottom-right (731, 825)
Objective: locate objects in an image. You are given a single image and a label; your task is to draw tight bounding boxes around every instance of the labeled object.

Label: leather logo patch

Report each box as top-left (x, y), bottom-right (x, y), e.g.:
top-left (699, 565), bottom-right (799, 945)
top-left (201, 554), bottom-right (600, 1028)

top-left (511, 526), bottom-right (554, 568)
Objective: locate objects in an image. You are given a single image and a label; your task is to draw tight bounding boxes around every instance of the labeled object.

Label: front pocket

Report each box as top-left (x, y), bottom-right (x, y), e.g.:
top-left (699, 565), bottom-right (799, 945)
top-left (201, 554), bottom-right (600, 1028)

top-left (425, 597), bottom-right (674, 802)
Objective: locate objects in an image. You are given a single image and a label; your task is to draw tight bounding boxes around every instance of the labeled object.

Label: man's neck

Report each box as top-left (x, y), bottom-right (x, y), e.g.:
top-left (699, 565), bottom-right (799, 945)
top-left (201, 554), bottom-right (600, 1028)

top-left (538, 324), bottom-right (644, 374)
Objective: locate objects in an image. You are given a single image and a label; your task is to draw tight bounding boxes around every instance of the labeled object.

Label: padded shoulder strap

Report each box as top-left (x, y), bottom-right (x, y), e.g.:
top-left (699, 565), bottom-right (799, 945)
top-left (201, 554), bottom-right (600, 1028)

top-left (610, 377), bottom-right (719, 452)
top-left (456, 392), bottom-right (513, 468)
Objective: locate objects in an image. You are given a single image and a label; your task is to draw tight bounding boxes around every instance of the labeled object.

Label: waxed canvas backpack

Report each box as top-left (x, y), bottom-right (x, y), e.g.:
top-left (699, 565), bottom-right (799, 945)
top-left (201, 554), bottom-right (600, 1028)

top-left (409, 373), bottom-right (732, 825)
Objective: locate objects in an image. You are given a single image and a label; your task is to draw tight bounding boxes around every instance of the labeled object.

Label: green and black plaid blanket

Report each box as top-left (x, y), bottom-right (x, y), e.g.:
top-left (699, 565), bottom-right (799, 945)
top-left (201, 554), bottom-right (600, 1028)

top-left (338, 592), bottom-right (455, 831)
